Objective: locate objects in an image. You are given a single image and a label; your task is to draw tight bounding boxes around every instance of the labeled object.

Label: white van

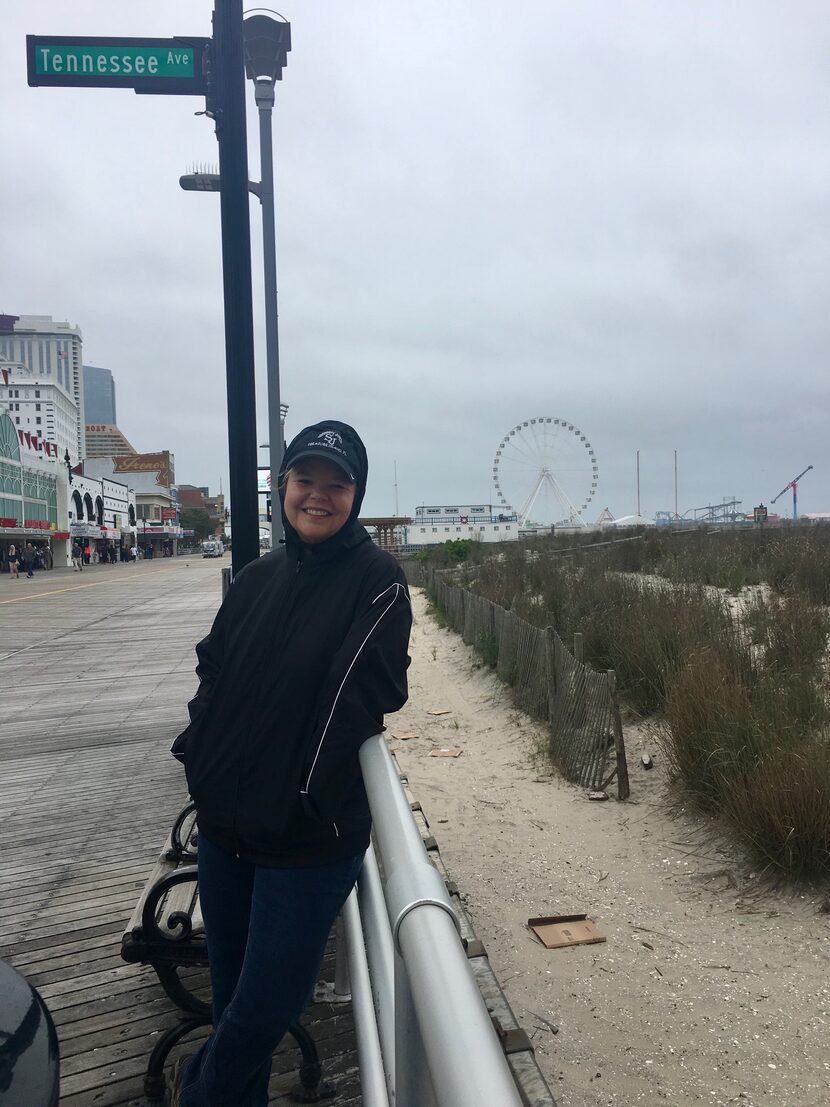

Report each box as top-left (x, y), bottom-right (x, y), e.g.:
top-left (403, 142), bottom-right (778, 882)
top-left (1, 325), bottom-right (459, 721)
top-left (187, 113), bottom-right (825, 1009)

top-left (201, 539), bottom-right (224, 558)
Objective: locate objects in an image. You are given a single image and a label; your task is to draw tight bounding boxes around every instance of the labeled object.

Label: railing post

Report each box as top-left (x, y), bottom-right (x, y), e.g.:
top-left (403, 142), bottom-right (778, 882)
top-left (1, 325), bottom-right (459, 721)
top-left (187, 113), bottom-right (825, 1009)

top-left (334, 912), bottom-right (351, 999)
top-left (342, 890), bottom-right (391, 1107)
top-left (358, 847), bottom-right (396, 1099)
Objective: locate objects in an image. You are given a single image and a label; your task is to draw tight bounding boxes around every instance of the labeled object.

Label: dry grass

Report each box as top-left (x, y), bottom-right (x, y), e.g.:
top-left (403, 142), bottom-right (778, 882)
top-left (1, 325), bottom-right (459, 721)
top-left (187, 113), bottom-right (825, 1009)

top-left (419, 532), bottom-right (830, 879)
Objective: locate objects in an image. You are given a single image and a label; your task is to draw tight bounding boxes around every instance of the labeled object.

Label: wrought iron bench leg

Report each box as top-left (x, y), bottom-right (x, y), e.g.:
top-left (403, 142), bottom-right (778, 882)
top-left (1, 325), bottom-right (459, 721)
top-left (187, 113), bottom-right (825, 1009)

top-left (142, 1016), bottom-right (335, 1104)
top-left (288, 1021), bottom-right (337, 1102)
top-left (154, 964), bottom-right (211, 1018)
top-left (143, 1016), bottom-right (208, 1103)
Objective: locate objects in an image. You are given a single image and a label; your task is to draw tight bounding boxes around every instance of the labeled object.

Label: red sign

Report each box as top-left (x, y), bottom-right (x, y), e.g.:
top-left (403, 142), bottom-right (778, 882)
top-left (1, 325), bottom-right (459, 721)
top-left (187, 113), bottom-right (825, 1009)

top-left (162, 508), bottom-right (177, 520)
top-left (0, 517), bottom-right (19, 528)
top-left (53, 531), bottom-right (71, 540)
top-left (24, 519), bottom-right (51, 529)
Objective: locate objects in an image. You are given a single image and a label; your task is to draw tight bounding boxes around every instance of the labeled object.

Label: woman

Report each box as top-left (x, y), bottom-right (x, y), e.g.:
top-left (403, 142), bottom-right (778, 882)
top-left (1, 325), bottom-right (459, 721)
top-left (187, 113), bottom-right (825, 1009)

top-left (169, 420), bottom-right (412, 1106)
top-left (7, 544), bottom-right (19, 579)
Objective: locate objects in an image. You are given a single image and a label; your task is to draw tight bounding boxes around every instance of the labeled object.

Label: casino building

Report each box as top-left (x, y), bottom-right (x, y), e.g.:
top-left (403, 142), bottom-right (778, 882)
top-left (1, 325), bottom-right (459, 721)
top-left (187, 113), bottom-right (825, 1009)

top-left (402, 504), bottom-right (519, 547)
top-left (0, 410), bottom-right (64, 565)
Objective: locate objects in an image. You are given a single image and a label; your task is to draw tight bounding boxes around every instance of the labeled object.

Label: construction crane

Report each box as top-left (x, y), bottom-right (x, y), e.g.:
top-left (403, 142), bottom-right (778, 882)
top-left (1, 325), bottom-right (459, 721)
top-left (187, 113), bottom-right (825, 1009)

top-left (771, 465), bottom-right (813, 520)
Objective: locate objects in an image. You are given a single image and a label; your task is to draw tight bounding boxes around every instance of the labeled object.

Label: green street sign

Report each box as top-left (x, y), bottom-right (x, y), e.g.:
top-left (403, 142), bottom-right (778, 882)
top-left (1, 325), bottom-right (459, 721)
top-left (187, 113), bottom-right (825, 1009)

top-left (26, 35), bottom-right (210, 96)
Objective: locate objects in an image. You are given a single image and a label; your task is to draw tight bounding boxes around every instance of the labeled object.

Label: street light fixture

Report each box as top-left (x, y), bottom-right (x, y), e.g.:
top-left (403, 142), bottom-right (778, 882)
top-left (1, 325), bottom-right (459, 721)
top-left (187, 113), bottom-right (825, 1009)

top-left (180, 169), bottom-right (262, 200)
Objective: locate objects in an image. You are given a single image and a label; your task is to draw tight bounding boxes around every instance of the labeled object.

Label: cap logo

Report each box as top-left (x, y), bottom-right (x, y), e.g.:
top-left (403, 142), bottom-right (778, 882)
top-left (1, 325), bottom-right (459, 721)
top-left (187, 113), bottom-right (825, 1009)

top-left (314, 430), bottom-right (343, 449)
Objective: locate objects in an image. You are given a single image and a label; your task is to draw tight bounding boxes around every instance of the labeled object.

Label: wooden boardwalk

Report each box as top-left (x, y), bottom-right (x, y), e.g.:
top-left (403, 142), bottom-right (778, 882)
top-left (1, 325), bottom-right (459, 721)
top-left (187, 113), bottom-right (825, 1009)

top-left (0, 559), bottom-right (360, 1105)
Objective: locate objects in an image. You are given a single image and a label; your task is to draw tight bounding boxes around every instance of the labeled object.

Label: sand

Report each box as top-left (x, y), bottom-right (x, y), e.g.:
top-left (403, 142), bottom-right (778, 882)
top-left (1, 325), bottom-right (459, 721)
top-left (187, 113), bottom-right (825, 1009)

top-left (386, 588), bottom-right (830, 1107)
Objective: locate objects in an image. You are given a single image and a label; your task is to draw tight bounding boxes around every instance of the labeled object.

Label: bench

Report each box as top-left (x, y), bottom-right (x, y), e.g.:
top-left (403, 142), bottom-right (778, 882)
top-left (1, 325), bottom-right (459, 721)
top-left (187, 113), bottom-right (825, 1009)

top-left (121, 801), bottom-right (334, 1104)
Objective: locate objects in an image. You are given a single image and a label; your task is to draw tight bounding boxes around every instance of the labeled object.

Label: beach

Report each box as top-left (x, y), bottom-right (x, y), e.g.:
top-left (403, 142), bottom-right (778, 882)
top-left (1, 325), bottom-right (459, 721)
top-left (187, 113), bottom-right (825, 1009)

top-left (387, 588), bottom-right (830, 1107)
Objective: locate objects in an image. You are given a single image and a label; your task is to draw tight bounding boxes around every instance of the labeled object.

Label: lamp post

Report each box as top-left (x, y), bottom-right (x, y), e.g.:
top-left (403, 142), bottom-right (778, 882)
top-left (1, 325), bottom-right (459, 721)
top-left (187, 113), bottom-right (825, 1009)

top-left (242, 13), bottom-right (291, 546)
top-left (180, 14), bottom-right (291, 549)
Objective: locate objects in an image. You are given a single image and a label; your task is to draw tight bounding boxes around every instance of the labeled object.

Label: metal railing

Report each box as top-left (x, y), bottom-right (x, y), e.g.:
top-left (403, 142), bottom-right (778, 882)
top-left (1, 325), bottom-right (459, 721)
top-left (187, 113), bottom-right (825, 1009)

top-left (341, 734), bottom-right (524, 1107)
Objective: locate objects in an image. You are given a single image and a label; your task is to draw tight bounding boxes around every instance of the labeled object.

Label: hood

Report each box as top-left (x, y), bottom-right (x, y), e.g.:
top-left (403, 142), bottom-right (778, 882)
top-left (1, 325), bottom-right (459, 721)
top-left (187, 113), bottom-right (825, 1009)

top-left (279, 420), bottom-right (368, 556)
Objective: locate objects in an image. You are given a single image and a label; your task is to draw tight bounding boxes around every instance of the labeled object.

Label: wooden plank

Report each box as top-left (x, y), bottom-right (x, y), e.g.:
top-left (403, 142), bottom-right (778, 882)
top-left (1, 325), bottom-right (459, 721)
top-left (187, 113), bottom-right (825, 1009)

top-left (0, 561), bottom-right (361, 1105)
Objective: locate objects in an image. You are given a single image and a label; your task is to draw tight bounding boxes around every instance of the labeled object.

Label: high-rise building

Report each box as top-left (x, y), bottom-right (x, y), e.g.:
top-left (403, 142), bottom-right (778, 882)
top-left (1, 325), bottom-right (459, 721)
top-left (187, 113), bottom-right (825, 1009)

top-left (0, 314), bottom-right (85, 461)
top-left (0, 360), bottom-right (78, 464)
top-left (84, 424), bottom-right (137, 457)
top-left (82, 364), bottom-right (117, 425)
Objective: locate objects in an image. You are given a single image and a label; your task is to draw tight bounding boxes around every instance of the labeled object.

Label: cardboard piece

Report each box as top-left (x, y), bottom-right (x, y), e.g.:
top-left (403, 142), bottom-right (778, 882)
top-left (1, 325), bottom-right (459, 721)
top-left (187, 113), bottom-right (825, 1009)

top-left (429, 747), bottom-right (463, 758)
top-left (391, 732), bottom-right (419, 741)
top-left (427, 709), bottom-right (452, 716)
top-left (527, 914), bottom-right (606, 949)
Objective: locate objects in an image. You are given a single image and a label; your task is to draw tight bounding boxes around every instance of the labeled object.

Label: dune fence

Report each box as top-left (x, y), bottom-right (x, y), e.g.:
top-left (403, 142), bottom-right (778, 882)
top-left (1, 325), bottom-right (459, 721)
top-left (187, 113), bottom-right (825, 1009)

top-left (405, 562), bottom-right (629, 799)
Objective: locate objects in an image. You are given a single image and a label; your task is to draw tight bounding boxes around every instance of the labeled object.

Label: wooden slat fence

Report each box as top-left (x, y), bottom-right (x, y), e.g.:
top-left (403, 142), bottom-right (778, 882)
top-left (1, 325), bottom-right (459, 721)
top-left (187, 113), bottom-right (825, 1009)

top-left (402, 560), bottom-right (629, 798)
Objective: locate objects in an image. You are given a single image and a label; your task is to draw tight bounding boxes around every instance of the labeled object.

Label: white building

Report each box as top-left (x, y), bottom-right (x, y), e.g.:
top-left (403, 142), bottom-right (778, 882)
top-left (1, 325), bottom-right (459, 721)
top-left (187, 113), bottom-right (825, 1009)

top-left (0, 314), bottom-right (85, 461)
top-left (404, 504), bottom-right (520, 547)
top-left (67, 474), bottom-right (137, 559)
top-left (0, 360), bottom-right (78, 466)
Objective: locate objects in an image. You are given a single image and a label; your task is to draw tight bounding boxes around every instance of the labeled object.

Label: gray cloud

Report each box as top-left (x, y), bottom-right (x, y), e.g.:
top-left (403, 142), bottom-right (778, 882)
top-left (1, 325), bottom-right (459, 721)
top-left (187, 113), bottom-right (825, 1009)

top-left (2, 0), bottom-right (828, 523)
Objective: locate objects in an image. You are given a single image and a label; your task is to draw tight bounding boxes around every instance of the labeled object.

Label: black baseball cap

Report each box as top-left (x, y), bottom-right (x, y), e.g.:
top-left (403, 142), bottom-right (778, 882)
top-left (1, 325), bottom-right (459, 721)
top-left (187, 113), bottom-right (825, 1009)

top-left (281, 421), bottom-right (367, 485)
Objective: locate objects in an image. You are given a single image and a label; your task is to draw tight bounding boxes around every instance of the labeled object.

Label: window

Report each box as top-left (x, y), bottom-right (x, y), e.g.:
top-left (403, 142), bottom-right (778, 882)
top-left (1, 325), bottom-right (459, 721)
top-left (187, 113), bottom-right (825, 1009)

top-left (36, 417), bottom-right (41, 425)
top-left (480, 526), bottom-right (485, 531)
top-left (15, 417), bottom-right (19, 424)
top-left (35, 404), bottom-right (41, 411)
top-left (493, 525), bottom-right (499, 531)
top-left (506, 525), bottom-right (511, 530)
top-left (420, 528), bottom-right (426, 533)
top-left (456, 527), bottom-right (461, 532)
top-left (444, 527), bottom-right (450, 532)
top-left (432, 527), bottom-right (437, 533)
top-left (35, 390), bottom-right (40, 398)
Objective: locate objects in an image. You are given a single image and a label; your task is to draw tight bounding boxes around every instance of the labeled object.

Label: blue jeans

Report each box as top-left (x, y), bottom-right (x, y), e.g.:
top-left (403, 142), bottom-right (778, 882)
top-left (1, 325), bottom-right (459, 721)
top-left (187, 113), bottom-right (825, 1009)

top-left (180, 834), bottom-right (363, 1107)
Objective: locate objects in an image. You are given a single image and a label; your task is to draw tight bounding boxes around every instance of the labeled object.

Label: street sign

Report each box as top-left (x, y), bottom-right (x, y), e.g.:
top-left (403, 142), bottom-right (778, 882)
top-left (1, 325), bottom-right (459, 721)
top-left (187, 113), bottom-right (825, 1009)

top-left (26, 35), bottom-right (210, 95)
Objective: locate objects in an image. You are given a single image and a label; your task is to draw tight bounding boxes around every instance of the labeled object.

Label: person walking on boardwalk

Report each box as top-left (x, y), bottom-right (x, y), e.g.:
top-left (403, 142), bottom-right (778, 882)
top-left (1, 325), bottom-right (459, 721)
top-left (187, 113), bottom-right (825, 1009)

top-left (22, 542), bottom-right (35, 579)
top-left (7, 544), bottom-right (19, 579)
top-left (71, 542), bottom-right (83, 571)
top-left (169, 420), bottom-right (412, 1107)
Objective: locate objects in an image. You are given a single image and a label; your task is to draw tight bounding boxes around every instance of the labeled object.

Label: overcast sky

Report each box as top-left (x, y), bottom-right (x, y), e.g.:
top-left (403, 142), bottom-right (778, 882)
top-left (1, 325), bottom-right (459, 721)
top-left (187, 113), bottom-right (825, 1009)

top-left (2, 1), bottom-right (828, 522)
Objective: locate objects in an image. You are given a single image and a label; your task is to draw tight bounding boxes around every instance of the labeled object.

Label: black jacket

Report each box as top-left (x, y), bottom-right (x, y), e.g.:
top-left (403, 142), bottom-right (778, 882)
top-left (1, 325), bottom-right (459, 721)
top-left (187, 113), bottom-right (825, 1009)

top-left (172, 521), bottom-right (412, 867)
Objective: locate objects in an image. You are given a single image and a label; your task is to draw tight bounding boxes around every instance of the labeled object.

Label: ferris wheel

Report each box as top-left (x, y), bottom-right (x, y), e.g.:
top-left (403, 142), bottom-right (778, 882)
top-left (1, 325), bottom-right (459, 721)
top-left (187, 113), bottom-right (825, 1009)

top-left (493, 417), bottom-right (599, 527)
